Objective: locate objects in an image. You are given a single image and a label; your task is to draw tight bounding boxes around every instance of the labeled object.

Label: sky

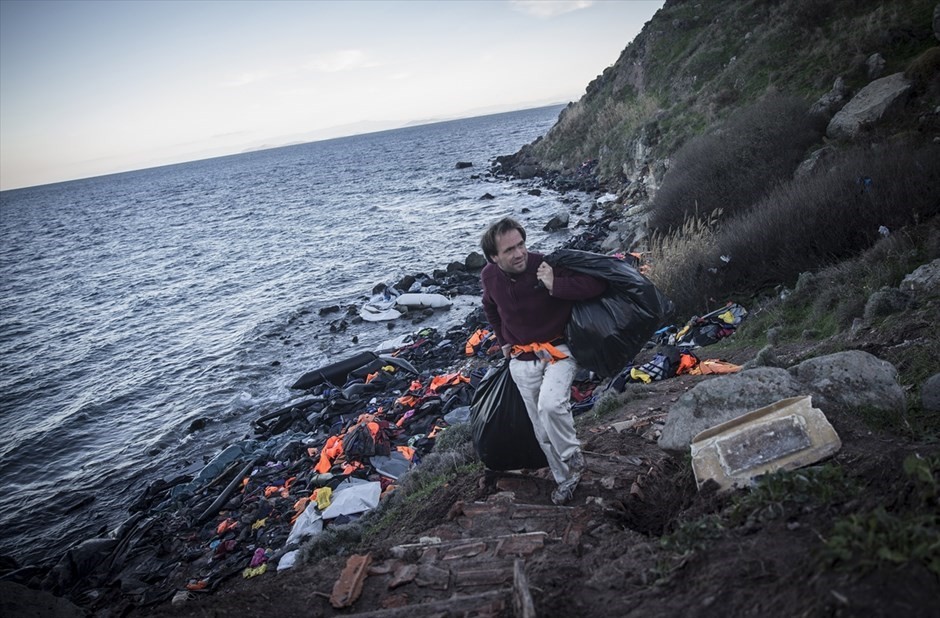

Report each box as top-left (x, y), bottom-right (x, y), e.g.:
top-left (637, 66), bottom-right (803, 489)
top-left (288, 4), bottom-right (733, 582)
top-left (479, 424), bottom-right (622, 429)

top-left (0, 0), bottom-right (664, 191)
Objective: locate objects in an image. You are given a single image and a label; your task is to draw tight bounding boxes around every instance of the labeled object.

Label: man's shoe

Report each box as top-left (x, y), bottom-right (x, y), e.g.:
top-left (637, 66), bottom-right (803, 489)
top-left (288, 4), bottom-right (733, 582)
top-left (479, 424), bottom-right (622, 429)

top-left (551, 470), bottom-right (581, 505)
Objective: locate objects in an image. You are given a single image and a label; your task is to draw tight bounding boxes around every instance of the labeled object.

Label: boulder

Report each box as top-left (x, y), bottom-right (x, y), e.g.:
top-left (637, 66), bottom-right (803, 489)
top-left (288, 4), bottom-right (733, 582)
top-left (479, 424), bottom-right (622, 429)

top-left (826, 72), bottom-right (912, 139)
top-left (660, 351), bottom-right (906, 453)
top-left (934, 3), bottom-right (939, 41)
top-left (464, 251), bottom-right (487, 270)
top-left (658, 368), bottom-right (803, 453)
top-left (543, 211), bottom-right (570, 232)
top-left (900, 258), bottom-right (940, 294)
top-left (455, 161), bottom-right (473, 169)
top-left (922, 373), bottom-right (940, 413)
top-left (863, 287), bottom-right (912, 320)
top-left (809, 76), bottom-right (848, 118)
top-left (788, 350), bottom-right (905, 416)
top-left (866, 52), bottom-right (886, 79)
top-left (794, 146), bottom-right (835, 178)
top-left (395, 274), bottom-right (416, 292)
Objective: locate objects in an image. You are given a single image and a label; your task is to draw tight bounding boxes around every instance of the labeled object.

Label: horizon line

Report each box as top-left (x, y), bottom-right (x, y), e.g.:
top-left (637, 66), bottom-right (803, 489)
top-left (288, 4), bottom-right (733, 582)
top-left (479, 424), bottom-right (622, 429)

top-left (0, 101), bottom-right (569, 194)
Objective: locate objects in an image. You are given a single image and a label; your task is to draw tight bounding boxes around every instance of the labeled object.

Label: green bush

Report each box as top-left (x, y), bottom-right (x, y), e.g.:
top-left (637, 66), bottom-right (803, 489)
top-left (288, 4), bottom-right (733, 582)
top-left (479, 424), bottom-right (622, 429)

top-left (648, 94), bottom-right (826, 234)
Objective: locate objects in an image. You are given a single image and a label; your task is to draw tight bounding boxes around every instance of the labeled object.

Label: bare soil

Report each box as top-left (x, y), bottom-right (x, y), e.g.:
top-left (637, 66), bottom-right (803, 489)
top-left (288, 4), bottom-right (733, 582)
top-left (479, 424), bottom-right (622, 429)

top-left (134, 340), bottom-right (940, 618)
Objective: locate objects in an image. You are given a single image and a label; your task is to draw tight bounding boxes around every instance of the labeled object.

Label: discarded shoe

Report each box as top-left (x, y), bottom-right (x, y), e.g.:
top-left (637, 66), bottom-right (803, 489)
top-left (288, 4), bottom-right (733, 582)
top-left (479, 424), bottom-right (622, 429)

top-left (551, 470), bottom-right (581, 505)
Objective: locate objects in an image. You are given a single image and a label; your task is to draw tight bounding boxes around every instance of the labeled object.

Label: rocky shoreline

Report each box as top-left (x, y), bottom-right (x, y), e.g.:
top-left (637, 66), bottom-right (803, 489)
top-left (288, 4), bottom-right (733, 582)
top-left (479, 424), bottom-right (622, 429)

top-left (0, 167), bottom-right (620, 615)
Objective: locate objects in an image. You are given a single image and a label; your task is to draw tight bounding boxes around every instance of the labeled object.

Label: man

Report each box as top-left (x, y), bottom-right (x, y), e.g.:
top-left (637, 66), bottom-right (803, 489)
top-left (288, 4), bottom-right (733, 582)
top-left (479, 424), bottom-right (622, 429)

top-left (480, 217), bottom-right (606, 505)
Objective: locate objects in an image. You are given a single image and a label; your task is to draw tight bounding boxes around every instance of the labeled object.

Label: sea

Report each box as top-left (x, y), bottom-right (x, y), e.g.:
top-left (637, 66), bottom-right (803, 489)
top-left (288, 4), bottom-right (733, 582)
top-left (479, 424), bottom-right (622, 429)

top-left (0, 104), bottom-right (595, 567)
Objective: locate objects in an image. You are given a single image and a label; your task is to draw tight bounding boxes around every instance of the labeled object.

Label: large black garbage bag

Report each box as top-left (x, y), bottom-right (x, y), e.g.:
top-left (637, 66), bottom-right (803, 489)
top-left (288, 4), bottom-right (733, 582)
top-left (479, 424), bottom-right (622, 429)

top-left (545, 248), bottom-right (674, 378)
top-left (470, 362), bottom-right (548, 471)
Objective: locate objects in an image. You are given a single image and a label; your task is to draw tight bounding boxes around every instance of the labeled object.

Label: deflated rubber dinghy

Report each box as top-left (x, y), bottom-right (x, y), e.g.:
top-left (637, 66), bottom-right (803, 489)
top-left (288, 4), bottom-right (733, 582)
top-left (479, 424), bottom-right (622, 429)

top-left (291, 351), bottom-right (379, 390)
top-left (395, 293), bottom-right (452, 309)
top-left (359, 288), bottom-right (403, 322)
top-left (359, 304), bottom-right (402, 322)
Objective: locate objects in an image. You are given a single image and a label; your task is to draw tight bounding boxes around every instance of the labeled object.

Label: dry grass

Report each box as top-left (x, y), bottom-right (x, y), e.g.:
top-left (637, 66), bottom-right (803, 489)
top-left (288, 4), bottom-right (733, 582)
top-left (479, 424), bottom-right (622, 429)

top-left (648, 94), bottom-right (825, 234)
top-left (647, 142), bottom-right (940, 318)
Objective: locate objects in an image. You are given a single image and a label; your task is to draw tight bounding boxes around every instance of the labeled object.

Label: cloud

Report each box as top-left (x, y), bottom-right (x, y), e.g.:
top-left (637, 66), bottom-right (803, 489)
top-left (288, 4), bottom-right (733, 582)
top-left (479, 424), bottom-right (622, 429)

top-left (221, 70), bottom-right (277, 88)
top-left (509, 0), bottom-right (594, 19)
top-left (305, 49), bottom-right (378, 73)
top-left (221, 49), bottom-right (377, 88)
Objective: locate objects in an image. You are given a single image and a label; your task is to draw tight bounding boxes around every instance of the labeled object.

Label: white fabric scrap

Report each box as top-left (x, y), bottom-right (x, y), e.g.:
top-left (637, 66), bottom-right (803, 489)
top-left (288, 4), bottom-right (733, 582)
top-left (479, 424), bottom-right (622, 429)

top-left (285, 503), bottom-right (323, 546)
top-left (321, 478), bottom-right (381, 520)
top-left (278, 549), bottom-right (299, 571)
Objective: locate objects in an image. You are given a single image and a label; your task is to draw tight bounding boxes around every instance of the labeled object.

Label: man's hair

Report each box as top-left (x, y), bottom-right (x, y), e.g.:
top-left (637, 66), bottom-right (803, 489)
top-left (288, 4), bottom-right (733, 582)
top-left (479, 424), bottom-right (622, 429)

top-left (481, 217), bottom-right (526, 262)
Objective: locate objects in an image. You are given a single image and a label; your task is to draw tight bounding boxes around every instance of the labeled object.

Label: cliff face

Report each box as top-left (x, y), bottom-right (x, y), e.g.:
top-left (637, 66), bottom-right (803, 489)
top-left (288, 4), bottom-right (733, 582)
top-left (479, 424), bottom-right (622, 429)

top-left (509, 0), bottom-right (938, 204)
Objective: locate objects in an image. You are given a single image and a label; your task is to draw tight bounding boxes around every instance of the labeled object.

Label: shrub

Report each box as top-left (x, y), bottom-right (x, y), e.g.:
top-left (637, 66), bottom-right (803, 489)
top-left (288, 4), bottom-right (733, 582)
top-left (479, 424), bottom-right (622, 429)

top-left (646, 208), bottom-right (722, 318)
top-left (905, 46), bottom-right (940, 96)
top-left (649, 141), bottom-right (940, 318)
top-left (648, 94), bottom-right (826, 234)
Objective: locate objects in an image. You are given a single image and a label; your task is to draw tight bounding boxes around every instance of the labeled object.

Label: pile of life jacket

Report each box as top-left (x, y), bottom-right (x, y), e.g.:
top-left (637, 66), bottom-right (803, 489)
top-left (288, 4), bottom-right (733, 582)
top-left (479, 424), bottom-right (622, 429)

top-left (653, 302), bottom-right (748, 349)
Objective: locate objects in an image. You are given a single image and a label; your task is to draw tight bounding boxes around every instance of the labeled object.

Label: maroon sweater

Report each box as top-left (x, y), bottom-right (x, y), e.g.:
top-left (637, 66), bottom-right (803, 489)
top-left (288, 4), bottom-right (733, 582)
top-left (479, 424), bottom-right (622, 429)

top-left (481, 252), bottom-right (607, 349)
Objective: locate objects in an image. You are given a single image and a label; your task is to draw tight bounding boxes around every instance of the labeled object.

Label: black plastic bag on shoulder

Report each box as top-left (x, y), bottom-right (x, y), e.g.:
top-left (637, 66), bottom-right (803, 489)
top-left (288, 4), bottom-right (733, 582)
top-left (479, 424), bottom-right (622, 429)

top-left (470, 362), bottom-right (548, 471)
top-left (545, 248), bottom-right (674, 378)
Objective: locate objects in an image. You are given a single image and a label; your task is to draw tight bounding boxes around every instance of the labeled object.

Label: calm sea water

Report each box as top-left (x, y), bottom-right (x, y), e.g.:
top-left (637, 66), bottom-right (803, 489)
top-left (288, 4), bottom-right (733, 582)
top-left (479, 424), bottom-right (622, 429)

top-left (0, 104), bottom-right (590, 566)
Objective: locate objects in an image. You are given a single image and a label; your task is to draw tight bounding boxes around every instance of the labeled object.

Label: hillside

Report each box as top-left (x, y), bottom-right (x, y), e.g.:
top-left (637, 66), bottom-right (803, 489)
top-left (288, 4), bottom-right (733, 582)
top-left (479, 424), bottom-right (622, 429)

top-left (4, 1), bottom-right (938, 616)
top-left (132, 1), bottom-right (938, 615)
top-left (505, 0), bottom-right (937, 197)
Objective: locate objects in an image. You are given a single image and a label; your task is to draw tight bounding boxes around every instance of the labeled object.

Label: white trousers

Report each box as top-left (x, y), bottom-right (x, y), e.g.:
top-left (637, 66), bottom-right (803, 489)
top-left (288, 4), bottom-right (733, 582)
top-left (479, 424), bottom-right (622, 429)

top-left (509, 344), bottom-right (580, 484)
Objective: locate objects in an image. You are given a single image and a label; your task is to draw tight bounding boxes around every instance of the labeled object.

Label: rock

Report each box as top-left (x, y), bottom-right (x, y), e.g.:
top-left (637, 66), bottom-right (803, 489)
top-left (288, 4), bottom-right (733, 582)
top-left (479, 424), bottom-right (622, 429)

top-left (480, 193), bottom-right (495, 200)
top-left (464, 252), bottom-right (487, 270)
top-left (900, 258), bottom-right (940, 293)
top-left (809, 76), bottom-right (848, 118)
top-left (396, 275), bottom-right (416, 292)
top-left (446, 261), bottom-right (466, 273)
top-left (788, 350), bottom-right (905, 416)
top-left (319, 304), bottom-right (341, 316)
top-left (527, 189), bottom-right (542, 196)
top-left (658, 368), bottom-right (803, 453)
top-left (455, 161), bottom-right (473, 169)
top-left (543, 211), bottom-right (569, 232)
top-left (600, 230), bottom-right (622, 252)
top-left (741, 344), bottom-right (783, 370)
top-left (661, 351), bottom-right (907, 453)
top-left (863, 287), bottom-right (912, 320)
top-left (922, 373), bottom-right (940, 412)
top-left (516, 165), bottom-right (538, 179)
top-left (187, 418), bottom-right (209, 433)
top-left (794, 146), bottom-right (835, 178)
top-left (866, 52), bottom-right (886, 79)
top-left (826, 72), bottom-right (912, 139)
top-left (935, 4), bottom-right (939, 40)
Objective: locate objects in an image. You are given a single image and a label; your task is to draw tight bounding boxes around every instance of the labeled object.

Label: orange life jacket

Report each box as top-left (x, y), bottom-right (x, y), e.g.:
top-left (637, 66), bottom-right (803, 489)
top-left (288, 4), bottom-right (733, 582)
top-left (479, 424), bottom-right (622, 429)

top-left (511, 341), bottom-right (569, 363)
top-left (690, 360), bottom-right (742, 375)
top-left (315, 435), bottom-right (344, 473)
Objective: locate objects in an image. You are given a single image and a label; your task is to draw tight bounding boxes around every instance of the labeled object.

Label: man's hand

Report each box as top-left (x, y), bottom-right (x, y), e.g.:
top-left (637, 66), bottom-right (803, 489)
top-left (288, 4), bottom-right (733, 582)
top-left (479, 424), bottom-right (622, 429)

top-left (536, 262), bottom-right (554, 293)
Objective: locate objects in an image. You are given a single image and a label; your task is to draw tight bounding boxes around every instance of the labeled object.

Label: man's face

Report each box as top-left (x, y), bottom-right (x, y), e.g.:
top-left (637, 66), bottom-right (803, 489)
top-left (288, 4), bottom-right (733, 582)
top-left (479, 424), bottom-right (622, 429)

top-left (492, 229), bottom-right (527, 275)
